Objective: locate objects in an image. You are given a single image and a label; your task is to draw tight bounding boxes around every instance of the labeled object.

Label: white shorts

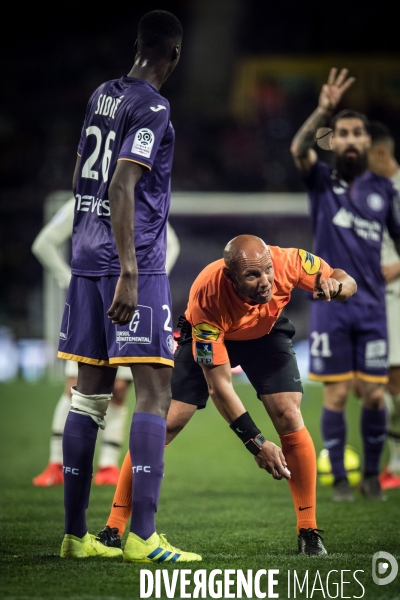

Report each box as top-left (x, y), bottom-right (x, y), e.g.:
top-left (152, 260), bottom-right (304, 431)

top-left (64, 359), bottom-right (133, 381)
top-left (386, 292), bottom-right (400, 367)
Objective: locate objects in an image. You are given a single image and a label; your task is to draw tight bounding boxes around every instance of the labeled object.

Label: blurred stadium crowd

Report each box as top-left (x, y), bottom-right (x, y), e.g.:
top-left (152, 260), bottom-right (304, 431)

top-left (1, 0), bottom-right (400, 375)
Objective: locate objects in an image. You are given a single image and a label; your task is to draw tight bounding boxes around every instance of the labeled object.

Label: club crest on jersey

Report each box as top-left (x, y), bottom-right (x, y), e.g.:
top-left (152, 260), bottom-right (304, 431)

top-left (193, 322), bottom-right (220, 341)
top-left (367, 193), bottom-right (384, 211)
top-left (131, 128), bottom-right (154, 158)
top-left (195, 341), bottom-right (213, 364)
top-left (298, 249), bottom-right (321, 275)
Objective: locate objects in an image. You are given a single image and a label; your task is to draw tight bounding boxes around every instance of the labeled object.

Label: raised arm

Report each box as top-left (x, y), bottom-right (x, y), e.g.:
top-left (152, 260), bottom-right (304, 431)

top-left (107, 160), bottom-right (143, 325)
top-left (200, 362), bottom-right (290, 480)
top-left (290, 68), bottom-right (356, 172)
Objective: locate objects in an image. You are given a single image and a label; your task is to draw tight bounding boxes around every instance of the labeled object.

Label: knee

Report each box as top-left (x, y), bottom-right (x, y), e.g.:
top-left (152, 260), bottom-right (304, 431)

top-left (279, 405), bottom-right (303, 429)
top-left (323, 384), bottom-right (350, 411)
top-left (111, 380), bottom-right (130, 406)
top-left (166, 421), bottom-right (184, 444)
top-left (363, 391), bottom-right (385, 411)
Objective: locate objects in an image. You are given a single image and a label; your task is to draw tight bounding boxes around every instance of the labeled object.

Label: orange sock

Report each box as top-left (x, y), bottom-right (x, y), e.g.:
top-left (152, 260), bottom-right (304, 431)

top-left (106, 444), bottom-right (169, 536)
top-left (280, 426), bottom-right (317, 534)
top-left (106, 450), bottom-right (132, 536)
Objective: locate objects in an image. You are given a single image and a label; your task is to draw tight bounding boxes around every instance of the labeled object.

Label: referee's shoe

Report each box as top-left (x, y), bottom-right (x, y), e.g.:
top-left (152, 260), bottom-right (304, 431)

top-left (298, 528), bottom-right (328, 555)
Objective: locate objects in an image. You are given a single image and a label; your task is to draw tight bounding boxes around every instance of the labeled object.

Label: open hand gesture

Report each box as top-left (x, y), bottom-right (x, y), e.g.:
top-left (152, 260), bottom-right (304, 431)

top-left (318, 68), bottom-right (355, 113)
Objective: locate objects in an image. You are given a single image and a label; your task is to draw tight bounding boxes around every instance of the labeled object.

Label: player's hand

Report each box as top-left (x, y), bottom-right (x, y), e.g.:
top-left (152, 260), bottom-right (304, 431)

top-left (253, 440), bottom-right (291, 480)
top-left (313, 270), bottom-right (340, 301)
top-left (381, 262), bottom-right (400, 284)
top-left (318, 68), bottom-right (355, 113)
top-left (107, 273), bottom-right (138, 325)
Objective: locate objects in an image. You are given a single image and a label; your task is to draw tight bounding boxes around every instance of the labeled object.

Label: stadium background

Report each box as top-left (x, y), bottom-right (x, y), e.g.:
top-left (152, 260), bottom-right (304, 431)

top-left (1, 0), bottom-right (400, 379)
top-left (1, 3), bottom-right (400, 598)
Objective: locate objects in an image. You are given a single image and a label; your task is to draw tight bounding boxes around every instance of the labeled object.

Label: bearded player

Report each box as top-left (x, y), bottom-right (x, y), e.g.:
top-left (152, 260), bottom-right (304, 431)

top-left (290, 68), bottom-right (400, 501)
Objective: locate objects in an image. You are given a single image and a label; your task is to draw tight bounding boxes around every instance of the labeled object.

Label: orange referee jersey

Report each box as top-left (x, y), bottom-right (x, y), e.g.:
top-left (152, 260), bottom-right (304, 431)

top-left (185, 246), bottom-right (334, 365)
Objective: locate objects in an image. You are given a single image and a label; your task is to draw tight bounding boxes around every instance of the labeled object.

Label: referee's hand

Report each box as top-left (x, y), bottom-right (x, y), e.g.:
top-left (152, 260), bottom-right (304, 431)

top-left (254, 441), bottom-right (291, 480)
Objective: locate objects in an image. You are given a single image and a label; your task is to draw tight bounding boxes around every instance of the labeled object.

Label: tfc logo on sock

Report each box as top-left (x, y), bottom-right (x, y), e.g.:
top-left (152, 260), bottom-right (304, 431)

top-left (132, 466), bottom-right (151, 473)
top-left (63, 466), bottom-right (79, 475)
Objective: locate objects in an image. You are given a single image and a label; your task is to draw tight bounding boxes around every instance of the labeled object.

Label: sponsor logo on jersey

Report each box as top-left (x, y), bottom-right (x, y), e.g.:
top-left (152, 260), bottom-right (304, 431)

top-left (365, 339), bottom-right (388, 368)
top-left (150, 105), bottom-right (166, 112)
top-left (76, 195), bottom-right (110, 216)
top-left (166, 335), bottom-right (174, 354)
top-left (131, 128), bottom-right (155, 158)
top-left (298, 249), bottom-right (321, 275)
top-left (193, 322), bottom-right (220, 342)
top-left (332, 185), bottom-right (347, 194)
top-left (195, 341), bottom-right (213, 364)
top-left (367, 193), bottom-right (384, 211)
top-left (332, 207), bottom-right (353, 228)
top-left (116, 305), bottom-right (153, 349)
top-left (332, 207), bottom-right (382, 241)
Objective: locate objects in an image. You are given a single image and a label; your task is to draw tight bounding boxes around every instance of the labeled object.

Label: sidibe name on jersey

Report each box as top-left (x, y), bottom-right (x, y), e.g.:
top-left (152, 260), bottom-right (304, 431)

top-left (76, 194), bottom-right (110, 216)
top-left (94, 94), bottom-right (123, 119)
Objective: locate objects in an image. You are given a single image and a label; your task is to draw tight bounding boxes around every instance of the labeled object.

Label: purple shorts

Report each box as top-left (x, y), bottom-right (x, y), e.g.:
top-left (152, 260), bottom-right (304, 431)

top-left (57, 274), bottom-right (174, 367)
top-left (308, 299), bottom-right (388, 383)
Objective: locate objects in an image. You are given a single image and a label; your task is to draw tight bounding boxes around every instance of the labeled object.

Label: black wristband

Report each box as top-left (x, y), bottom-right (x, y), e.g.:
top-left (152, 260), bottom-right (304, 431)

top-left (331, 282), bottom-right (342, 299)
top-left (229, 412), bottom-right (266, 455)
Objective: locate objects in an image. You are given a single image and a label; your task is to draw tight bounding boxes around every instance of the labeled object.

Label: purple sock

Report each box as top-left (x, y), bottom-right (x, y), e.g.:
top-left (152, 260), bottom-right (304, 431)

top-left (321, 408), bottom-right (347, 481)
top-left (361, 407), bottom-right (387, 476)
top-left (129, 412), bottom-right (166, 540)
top-left (63, 412), bottom-right (98, 537)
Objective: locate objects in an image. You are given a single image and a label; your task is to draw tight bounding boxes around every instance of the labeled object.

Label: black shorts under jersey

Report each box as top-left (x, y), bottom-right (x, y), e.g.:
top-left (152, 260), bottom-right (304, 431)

top-left (171, 316), bottom-right (303, 409)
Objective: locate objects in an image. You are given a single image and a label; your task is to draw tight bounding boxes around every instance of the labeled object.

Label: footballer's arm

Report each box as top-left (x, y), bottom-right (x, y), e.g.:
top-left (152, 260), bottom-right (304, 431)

top-left (200, 362), bottom-right (290, 480)
top-left (290, 68), bottom-right (355, 172)
top-left (108, 160), bottom-right (143, 325)
top-left (72, 155), bottom-right (81, 198)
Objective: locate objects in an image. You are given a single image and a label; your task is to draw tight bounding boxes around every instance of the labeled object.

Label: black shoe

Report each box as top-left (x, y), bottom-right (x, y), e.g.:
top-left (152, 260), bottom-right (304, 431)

top-left (96, 526), bottom-right (122, 548)
top-left (332, 478), bottom-right (354, 502)
top-left (298, 528), bottom-right (328, 556)
top-left (359, 475), bottom-right (387, 500)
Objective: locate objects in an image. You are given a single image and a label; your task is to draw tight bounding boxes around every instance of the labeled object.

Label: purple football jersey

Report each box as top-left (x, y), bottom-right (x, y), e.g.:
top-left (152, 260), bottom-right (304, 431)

top-left (303, 160), bottom-right (400, 305)
top-left (71, 76), bottom-right (174, 276)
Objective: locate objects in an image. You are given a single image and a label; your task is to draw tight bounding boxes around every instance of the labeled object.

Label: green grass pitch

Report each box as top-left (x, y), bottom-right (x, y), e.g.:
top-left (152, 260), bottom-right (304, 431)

top-left (1, 378), bottom-right (399, 599)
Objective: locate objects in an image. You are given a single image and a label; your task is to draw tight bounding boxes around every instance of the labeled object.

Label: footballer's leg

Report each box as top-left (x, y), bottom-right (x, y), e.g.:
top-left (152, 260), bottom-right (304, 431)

top-left (61, 362), bottom-right (122, 558)
top-left (98, 399), bottom-right (198, 545)
top-left (356, 378), bottom-right (387, 500)
top-left (234, 318), bottom-right (327, 556)
top-left (355, 303), bottom-right (389, 500)
top-left (308, 300), bottom-right (356, 501)
top-left (32, 369), bottom-right (76, 486)
top-left (380, 367), bottom-right (400, 488)
top-left (94, 370), bottom-right (131, 486)
top-left (58, 275), bottom-right (122, 558)
top-left (122, 363), bottom-right (201, 562)
top-left (322, 380), bottom-right (355, 501)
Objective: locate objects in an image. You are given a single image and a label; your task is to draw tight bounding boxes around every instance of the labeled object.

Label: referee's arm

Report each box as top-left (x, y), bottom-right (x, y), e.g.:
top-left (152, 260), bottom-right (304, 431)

top-left (200, 362), bottom-right (290, 480)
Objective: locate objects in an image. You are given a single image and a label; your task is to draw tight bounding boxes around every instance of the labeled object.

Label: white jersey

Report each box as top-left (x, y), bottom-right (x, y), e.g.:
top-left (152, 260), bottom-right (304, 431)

top-left (32, 197), bottom-right (181, 285)
top-left (381, 170), bottom-right (400, 297)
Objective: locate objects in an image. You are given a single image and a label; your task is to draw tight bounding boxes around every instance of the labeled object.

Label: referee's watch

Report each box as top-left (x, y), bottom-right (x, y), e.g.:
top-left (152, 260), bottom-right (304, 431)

top-left (244, 433), bottom-right (267, 455)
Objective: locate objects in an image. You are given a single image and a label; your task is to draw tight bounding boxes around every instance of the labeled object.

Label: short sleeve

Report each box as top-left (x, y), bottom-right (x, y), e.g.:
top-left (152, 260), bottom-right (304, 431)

top-left (295, 249), bottom-right (334, 292)
top-left (187, 293), bottom-right (230, 366)
top-left (118, 99), bottom-right (170, 170)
